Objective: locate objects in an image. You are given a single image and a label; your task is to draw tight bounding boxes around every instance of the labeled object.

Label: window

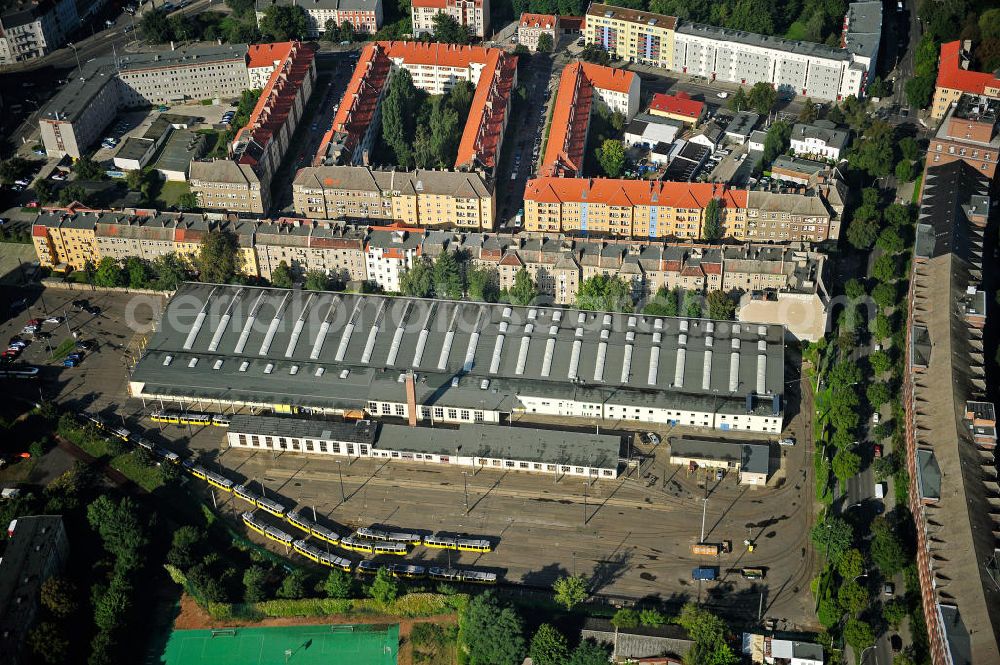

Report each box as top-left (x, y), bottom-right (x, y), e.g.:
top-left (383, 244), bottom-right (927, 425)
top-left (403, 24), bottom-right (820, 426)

top-left (265, 436), bottom-right (274, 448)
top-left (447, 409), bottom-right (458, 419)
top-left (460, 410), bottom-right (470, 420)
top-left (519, 462), bottom-right (529, 468)
top-left (279, 438), bottom-right (288, 450)
top-left (319, 441), bottom-right (328, 452)
top-left (381, 403), bottom-right (391, 414)
top-left (434, 407), bottom-right (444, 419)
top-left (505, 460), bottom-right (515, 467)
top-left (346, 444), bottom-right (355, 455)
top-left (395, 404), bottom-right (405, 416)
top-left (305, 441), bottom-right (314, 451)
top-left (292, 439), bottom-right (301, 450)
top-left (238, 434), bottom-right (247, 446)
top-left (332, 442), bottom-right (341, 453)
top-left (474, 410), bottom-right (484, 422)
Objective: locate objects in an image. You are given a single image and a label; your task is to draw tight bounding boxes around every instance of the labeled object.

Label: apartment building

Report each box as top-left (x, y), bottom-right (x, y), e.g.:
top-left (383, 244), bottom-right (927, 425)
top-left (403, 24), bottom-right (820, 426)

top-left (930, 40), bottom-right (1000, 120)
top-left (584, 3), bottom-right (876, 102)
top-left (541, 61), bottom-right (639, 177)
top-left (517, 12), bottom-right (559, 51)
top-left (192, 42), bottom-right (316, 214)
top-left (39, 43), bottom-right (256, 159)
top-left (255, 0), bottom-right (382, 37)
top-left (31, 209), bottom-right (100, 272)
top-left (315, 41), bottom-right (516, 174)
top-left (789, 119), bottom-right (849, 161)
top-left (254, 219), bottom-right (368, 283)
top-left (292, 165), bottom-right (496, 229)
top-left (411, 0), bottom-right (489, 38)
top-left (926, 94), bottom-right (1000, 179)
top-left (0, 0), bottom-right (77, 64)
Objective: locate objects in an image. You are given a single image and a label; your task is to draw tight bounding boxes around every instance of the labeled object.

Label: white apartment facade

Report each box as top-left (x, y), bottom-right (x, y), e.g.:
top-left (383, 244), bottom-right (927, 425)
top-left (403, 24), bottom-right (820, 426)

top-left (411, 0), bottom-right (489, 39)
top-left (255, 0), bottom-right (382, 37)
top-left (0, 0), bottom-right (78, 64)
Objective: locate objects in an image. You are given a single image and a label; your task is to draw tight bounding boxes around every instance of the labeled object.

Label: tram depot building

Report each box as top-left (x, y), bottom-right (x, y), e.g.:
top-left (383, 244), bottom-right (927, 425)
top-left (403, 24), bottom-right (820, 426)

top-left (129, 283), bottom-right (787, 471)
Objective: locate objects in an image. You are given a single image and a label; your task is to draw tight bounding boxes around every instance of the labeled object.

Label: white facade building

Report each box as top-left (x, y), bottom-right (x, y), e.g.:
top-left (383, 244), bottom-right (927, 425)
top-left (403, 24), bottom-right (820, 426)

top-left (0, 0), bottom-right (78, 64)
top-left (789, 119), bottom-right (849, 161)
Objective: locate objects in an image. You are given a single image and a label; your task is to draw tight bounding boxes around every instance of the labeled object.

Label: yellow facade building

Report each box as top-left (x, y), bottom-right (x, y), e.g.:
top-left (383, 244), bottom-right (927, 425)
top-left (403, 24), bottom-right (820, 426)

top-left (584, 3), bottom-right (676, 69)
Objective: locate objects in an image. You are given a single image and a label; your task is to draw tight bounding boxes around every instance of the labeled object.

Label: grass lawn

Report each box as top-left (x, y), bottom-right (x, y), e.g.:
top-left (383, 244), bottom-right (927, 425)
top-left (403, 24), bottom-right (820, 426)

top-left (911, 173), bottom-right (923, 204)
top-left (49, 338), bottom-right (76, 361)
top-left (110, 451), bottom-right (165, 491)
top-left (784, 21), bottom-right (809, 41)
top-left (156, 181), bottom-right (193, 209)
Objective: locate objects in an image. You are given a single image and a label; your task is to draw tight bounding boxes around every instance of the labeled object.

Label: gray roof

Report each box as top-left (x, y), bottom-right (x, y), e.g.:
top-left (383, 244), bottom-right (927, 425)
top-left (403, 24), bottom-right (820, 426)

top-left (154, 130), bottom-right (206, 174)
top-left (116, 137), bottom-right (155, 161)
top-left (676, 21), bottom-right (850, 61)
top-left (229, 414), bottom-right (377, 443)
top-left (259, 0), bottom-right (379, 10)
top-left (771, 155), bottom-right (829, 176)
top-left (748, 130), bottom-right (768, 144)
top-left (724, 112), bottom-right (759, 137)
top-left (669, 436), bottom-right (770, 475)
top-left (130, 283), bottom-right (786, 418)
top-left (842, 1), bottom-right (883, 59)
top-left (190, 159), bottom-right (261, 185)
top-left (0, 516), bottom-right (66, 664)
top-left (294, 166), bottom-right (493, 199)
top-left (581, 617), bottom-right (692, 659)
top-left (791, 119), bottom-right (849, 150)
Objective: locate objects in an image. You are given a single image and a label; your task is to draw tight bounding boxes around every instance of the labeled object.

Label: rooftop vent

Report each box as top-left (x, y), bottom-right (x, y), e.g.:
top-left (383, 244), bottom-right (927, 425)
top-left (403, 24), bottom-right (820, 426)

top-left (315, 367), bottom-right (325, 377)
top-left (188, 357), bottom-right (198, 368)
top-left (163, 355), bottom-right (173, 366)
top-left (264, 363), bottom-right (274, 374)
top-left (340, 369), bottom-right (350, 379)
top-left (212, 359), bottom-right (223, 370)
top-left (239, 361), bottom-right (249, 372)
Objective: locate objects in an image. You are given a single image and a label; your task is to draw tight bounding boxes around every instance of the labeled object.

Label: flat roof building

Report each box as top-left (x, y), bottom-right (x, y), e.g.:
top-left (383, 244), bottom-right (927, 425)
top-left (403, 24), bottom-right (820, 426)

top-left (0, 516), bottom-right (69, 665)
top-left (226, 415), bottom-right (624, 478)
top-left (129, 283), bottom-right (787, 433)
top-left (931, 40), bottom-right (1000, 119)
top-left (668, 437), bottom-right (771, 485)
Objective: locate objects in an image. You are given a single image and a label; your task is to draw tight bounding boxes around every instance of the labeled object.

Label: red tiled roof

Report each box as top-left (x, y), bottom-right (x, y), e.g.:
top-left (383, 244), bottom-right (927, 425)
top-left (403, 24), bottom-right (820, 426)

top-left (649, 91), bottom-right (704, 119)
top-left (31, 224), bottom-right (48, 237)
top-left (317, 43), bottom-right (392, 164)
top-left (247, 41), bottom-right (294, 70)
top-left (560, 16), bottom-right (584, 30)
top-left (456, 50), bottom-right (517, 169)
top-left (411, 0), bottom-right (450, 6)
top-left (235, 42), bottom-right (315, 167)
top-left (935, 40), bottom-right (1000, 94)
top-left (540, 62), bottom-right (636, 177)
top-left (524, 178), bottom-right (748, 209)
top-left (519, 12), bottom-right (557, 27)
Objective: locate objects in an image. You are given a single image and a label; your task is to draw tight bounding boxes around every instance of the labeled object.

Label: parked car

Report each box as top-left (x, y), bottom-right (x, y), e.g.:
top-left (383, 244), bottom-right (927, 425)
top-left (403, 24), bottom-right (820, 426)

top-left (84, 305), bottom-right (101, 315)
top-left (779, 437), bottom-right (796, 446)
top-left (716, 92), bottom-right (729, 99)
top-left (715, 469), bottom-right (724, 481)
top-left (71, 299), bottom-right (89, 309)
top-left (63, 357), bottom-right (79, 368)
top-left (874, 443), bottom-right (883, 458)
top-left (645, 432), bottom-right (660, 445)
top-left (51, 172), bottom-right (66, 181)
top-left (44, 316), bottom-right (64, 324)
top-left (872, 411), bottom-right (881, 424)
top-left (883, 582), bottom-right (895, 596)
top-left (75, 340), bottom-right (96, 351)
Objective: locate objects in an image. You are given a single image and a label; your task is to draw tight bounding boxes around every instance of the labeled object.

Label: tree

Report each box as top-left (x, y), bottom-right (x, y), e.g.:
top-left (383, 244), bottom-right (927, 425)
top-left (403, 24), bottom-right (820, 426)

top-left (568, 640), bottom-right (612, 665)
top-left (849, 121), bottom-right (895, 177)
top-left (761, 120), bottom-right (791, 166)
top-left (639, 608), bottom-right (666, 627)
top-left (141, 8), bottom-right (174, 42)
top-left (846, 217), bottom-right (879, 250)
top-left (877, 228), bottom-right (904, 255)
top-left (167, 525), bottom-right (204, 568)
top-left (845, 278), bottom-right (866, 300)
top-left (829, 360), bottom-right (862, 388)
top-left (243, 565), bottom-right (270, 602)
top-left (832, 447), bottom-right (861, 484)
top-left (905, 74), bottom-right (935, 109)
top-left (93, 257), bottom-right (125, 288)
top-left (338, 20), bottom-right (355, 42)
top-left (883, 203), bottom-right (913, 229)
top-left (432, 12), bottom-right (469, 43)
top-left (460, 591), bottom-right (526, 665)
top-left (73, 156), bottom-right (104, 180)
top-left (867, 76), bottom-right (889, 98)
top-left (576, 275), bottom-right (632, 312)
top-left (867, 382), bottom-right (891, 409)
top-left (467, 266), bottom-right (498, 302)
top-left (872, 283), bottom-right (897, 309)
top-left (197, 230), bottom-right (241, 283)
top-left (27, 621), bottom-right (69, 664)
top-left (873, 313), bottom-right (893, 341)
top-left (381, 69), bottom-right (418, 167)
top-left (883, 597), bottom-right (908, 627)
top-left (868, 350), bottom-right (892, 374)
top-left (809, 512), bottom-right (854, 564)
top-left (872, 254), bottom-right (898, 283)
top-left (536, 32), bottom-right (554, 52)
top-left (817, 596), bottom-right (841, 629)
top-left (124, 257), bottom-right (151, 289)
top-left (579, 43), bottom-right (610, 66)
top-left (177, 191), bottom-right (200, 211)
top-left (58, 183), bottom-right (87, 206)
top-left (324, 569), bottom-right (353, 599)
top-left (427, 96), bottom-right (461, 168)
top-left (596, 138), bottom-right (626, 177)
top-left (34, 178), bottom-right (56, 204)
top-left (747, 81), bottom-right (777, 115)
top-left (611, 607), bottom-right (640, 629)
top-left (530, 624), bottom-right (569, 665)
top-left (643, 286), bottom-right (679, 316)
top-left (152, 253), bottom-right (192, 290)
top-left (702, 197), bottom-right (722, 240)
top-left (226, 0), bottom-right (255, 18)
top-left (277, 569), bottom-right (310, 599)
top-left (507, 268), bottom-right (538, 306)
top-left (552, 574), bottom-right (588, 610)
top-left (899, 137), bottom-right (920, 162)
top-left (86, 495), bottom-right (148, 565)
top-left (259, 4), bottom-right (308, 40)
top-left (838, 578), bottom-right (870, 615)
top-left (728, 87), bottom-right (748, 112)
top-left (271, 261), bottom-right (294, 288)
top-left (0, 156), bottom-right (33, 184)
top-left (706, 290), bottom-right (736, 320)
top-left (843, 617), bottom-right (875, 651)
top-left (838, 548), bottom-right (865, 580)
top-left (684, 290), bottom-right (702, 318)
top-left (40, 576), bottom-right (78, 619)
top-left (675, 603), bottom-right (738, 665)
top-left (895, 159), bottom-right (915, 183)
top-left (304, 269), bottom-right (332, 291)
top-left (798, 99), bottom-right (819, 123)
top-left (870, 516), bottom-right (908, 576)
top-left (400, 258), bottom-right (433, 297)
top-left (432, 251), bottom-right (463, 299)
top-left (369, 567), bottom-right (399, 605)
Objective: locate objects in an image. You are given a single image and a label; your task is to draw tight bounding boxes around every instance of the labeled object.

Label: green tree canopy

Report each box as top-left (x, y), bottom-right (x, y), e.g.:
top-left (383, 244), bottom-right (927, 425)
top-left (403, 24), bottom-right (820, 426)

top-left (40, 576), bottom-right (78, 619)
top-left (243, 565), bottom-right (270, 602)
top-left (846, 216), bottom-right (879, 250)
top-left (259, 4), bottom-right (309, 40)
top-left (552, 574), bottom-right (588, 610)
top-left (27, 621), bottom-right (69, 665)
top-left (640, 608), bottom-right (666, 627)
top-left (94, 257), bottom-right (126, 288)
top-left (761, 120), bottom-right (791, 166)
top-left (34, 179), bottom-right (56, 204)
top-left (506, 268), bottom-right (538, 306)
top-left (536, 32), bottom-right (554, 52)
top-left (576, 274), bottom-right (633, 312)
top-left (684, 290), bottom-right (702, 318)
top-left (432, 251), bottom-right (463, 299)
top-left (432, 12), bottom-right (469, 43)
top-left (152, 253), bottom-right (193, 290)
top-left (381, 69), bottom-right (419, 167)
top-left (843, 617), bottom-right (875, 651)
top-left (868, 350), bottom-right (892, 374)
top-left (867, 382), bottom-right (891, 409)
top-left (324, 569), bottom-right (353, 599)
top-left (702, 197), bottom-right (722, 240)
top-left (747, 81), bottom-right (777, 115)
top-left (611, 607), bottom-right (641, 629)
top-left (838, 548), bottom-right (865, 580)
top-left (460, 591), bottom-right (526, 665)
top-left (872, 313), bottom-right (893, 341)
top-left (706, 290), bottom-right (737, 320)
top-left (898, 137), bottom-right (920, 162)
top-left (849, 120), bottom-right (895, 177)
top-left (529, 624), bottom-right (569, 665)
top-left (369, 567), bottom-right (399, 605)
top-left (872, 282), bottom-right (897, 309)
top-left (197, 230), bottom-right (242, 283)
top-left (837, 578), bottom-right (869, 615)
top-left (125, 257), bottom-right (152, 289)
top-left (643, 286), bottom-right (678, 316)
top-left (870, 516), bottom-right (909, 576)
top-left (400, 258), bottom-right (433, 297)
top-left (467, 266), bottom-right (499, 303)
top-left (277, 569), bottom-right (310, 600)
top-left (809, 512), bottom-right (854, 564)
top-left (271, 261), bottom-right (294, 288)
top-left (597, 138), bottom-right (626, 177)
top-left (676, 603), bottom-right (738, 665)
top-left (304, 269), bottom-right (332, 291)
top-left (568, 640), bottom-right (612, 665)
top-left (872, 254), bottom-right (898, 283)
top-left (832, 447), bottom-right (861, 484)
top-left (845, 278), bottom-right (866, 300)
top-left (728, 86), bottom-right (748, 112)
top-left (0, 156), bottom-right (34, 184)
top-left (876, 228), bottom-right (905, 255)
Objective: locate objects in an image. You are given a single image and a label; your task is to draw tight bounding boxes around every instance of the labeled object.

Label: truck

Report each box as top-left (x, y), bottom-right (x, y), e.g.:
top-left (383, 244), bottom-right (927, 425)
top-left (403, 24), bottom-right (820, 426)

top-left (875, 482), bottom-right (886, 499)
top-left (692, 567), bottom-right (718, 581)
top-left (690, 541), bottom-right (732, 556)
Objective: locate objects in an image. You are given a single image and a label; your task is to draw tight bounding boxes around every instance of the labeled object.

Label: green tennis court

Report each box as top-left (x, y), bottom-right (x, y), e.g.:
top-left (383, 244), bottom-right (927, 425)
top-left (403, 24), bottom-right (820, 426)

top-left (159, 623), bottom-right (399, 665)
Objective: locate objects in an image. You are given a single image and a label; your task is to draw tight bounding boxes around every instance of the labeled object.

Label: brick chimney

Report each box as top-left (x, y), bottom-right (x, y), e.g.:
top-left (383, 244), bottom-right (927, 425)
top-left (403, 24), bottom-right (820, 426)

top-left (405, 371), bottom-right (418, 427)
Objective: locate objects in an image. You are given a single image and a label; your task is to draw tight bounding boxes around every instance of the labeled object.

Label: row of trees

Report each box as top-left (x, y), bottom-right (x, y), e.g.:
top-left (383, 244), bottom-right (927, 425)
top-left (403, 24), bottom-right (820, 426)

top-left (381, 69), bottom-right (475, 169)
top-left (643, 286), bottom-right (738, 320)
top-left (727, 81), bottom-right (777, 115)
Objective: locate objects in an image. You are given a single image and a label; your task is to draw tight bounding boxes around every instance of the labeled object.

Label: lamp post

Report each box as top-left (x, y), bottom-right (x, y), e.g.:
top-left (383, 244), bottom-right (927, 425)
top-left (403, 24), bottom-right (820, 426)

top-left (462, 471), bottom-right (469, 515)
top-left (68, 42), bottom-right (82, 74)
top-left (337, 459), bottom-right (345, 502)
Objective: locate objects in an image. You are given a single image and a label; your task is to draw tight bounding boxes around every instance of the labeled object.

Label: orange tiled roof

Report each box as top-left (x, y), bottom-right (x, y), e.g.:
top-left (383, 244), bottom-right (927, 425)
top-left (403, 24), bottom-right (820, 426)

top-left (579, 61), bottom-right (635, 94)
top-left (519, 12), bottom-right (557, 27)
top-left (649, 91), bottom-right (704, 119)
top-left (412, 0), bottom-right (451, 6)
top-left (317, 43), bottom-right (392, 163)
top-left (524, 178), bottom-right (748, 209)
top-left (247, 41), bottom-right (294, 70)
top-left (456, 50), bottom-right (517, 170)
top-left (935, 40), bottom-right (1000, 95)
top-left (234, 42), bottom-right (315, 167)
